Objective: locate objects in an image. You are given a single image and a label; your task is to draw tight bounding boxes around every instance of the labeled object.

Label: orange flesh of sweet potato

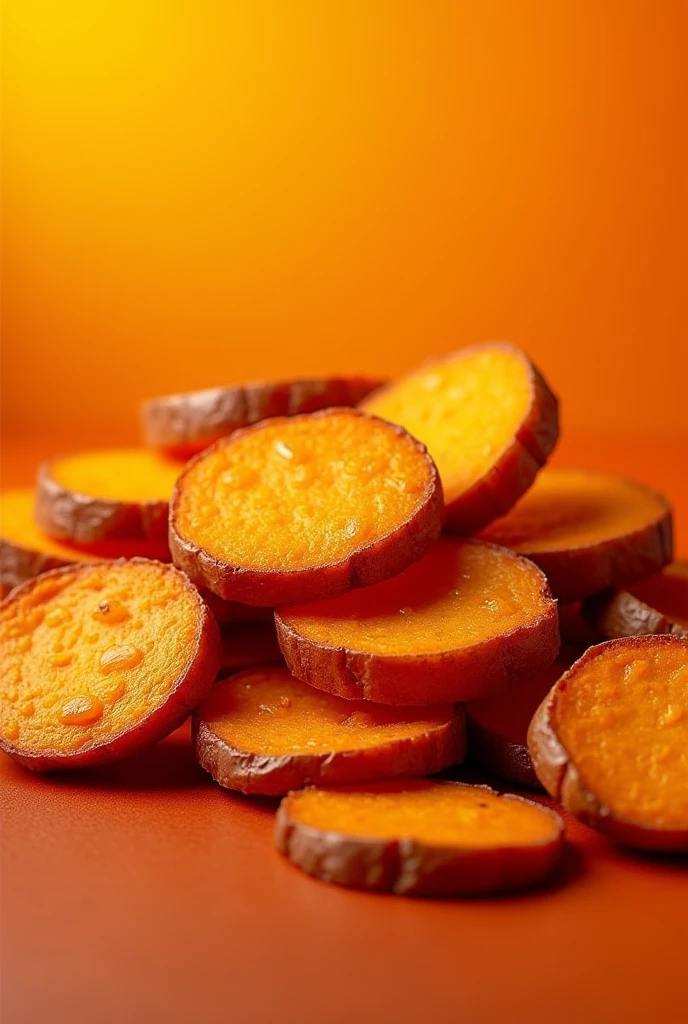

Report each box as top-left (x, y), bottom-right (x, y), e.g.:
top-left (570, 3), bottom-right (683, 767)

top-left (219, 622), bottom-right (283, 671)
top-left (194, 666), bottom-right (465, 794)
top-left (466, 653), bottom-right (576, 787)
top-left (528, 636), bottom-right (688, 849)
top-left (170, 408), bottom-right (443, 606)
top-left (0, 560), bottom-right (220, 770)
top-left (141, 376), bottom-right (384, 457)
top-left (275, 779), bottom-right (563, 896)
top-left (0, 489), bottom-right (170, 594)
top-left (36, 449), bottom-right (184, 546)
top-left (276, 537), bottom-right (558, 704)
top-left (585, 561), bottom-right (688, 640)
top-left (361, 343), bottom-right (558, 533)
top-left (479, 468), bottom-right (672, 600)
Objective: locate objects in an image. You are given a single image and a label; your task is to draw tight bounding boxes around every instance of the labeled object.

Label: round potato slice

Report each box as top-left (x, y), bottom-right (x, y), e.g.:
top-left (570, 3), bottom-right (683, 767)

top-left (0, 489), bottom-right (170, 596)
top-left (480, 468), bottom-right (672, 600)
top-left (584, 561), bottom-right (688, 640)
top-left (361, 342), bottom-right (558, 533)
top-left (169, 408), bottom-right (443, 606)
top-left (36, 448), bottom-right (184, 547)
top-left (194, 666), bottom-right (465, 795)
top-left (528, 636), bottom-right (688, 851)
top-left (276, 537), bottom-right (559, 705)
top-left (141, 376), bottom-right (383, 457)
top-left (0, 560), bottom-right (221, 771)
top-left (275, 779), bottom-right (564, 896)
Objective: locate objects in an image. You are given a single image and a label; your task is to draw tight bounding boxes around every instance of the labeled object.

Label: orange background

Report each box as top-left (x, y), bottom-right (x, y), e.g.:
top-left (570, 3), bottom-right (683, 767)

top-left (2, 0), bottom-right (687, 446)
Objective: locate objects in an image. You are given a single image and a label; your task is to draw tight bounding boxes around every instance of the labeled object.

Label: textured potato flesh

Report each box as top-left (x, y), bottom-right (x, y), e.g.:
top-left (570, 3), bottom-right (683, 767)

top-left (554, 643), bottom-right (688, 828)
top-left (199, 666), bottom-right (456, 756)
top-left (363, 347), bottom-right (532, 506)
top-left (285, 780), bottom-right (558, 847)
top-left (174, 412), bottom-right (432, 570)
top-left (468, 657), bottom-right (571, 744)
top-left (279, 538), bottom-right (549, 656)
top-left (627, 562), bottom-right (688, 629)
top-left (50, 449), bottom-right (182, 502)
top-left (480, 469), bottom-right (666, 553)
top-left (0, 490), bottom-right (169, 562)
top-left (0, 563), bottom-right (200, 755)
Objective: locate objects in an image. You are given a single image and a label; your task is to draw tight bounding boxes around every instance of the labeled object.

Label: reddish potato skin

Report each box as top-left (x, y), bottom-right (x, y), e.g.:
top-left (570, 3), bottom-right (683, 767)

top-left (362, 344), bottom-right (559, 535)
top-left (583, 587), bottom-right (688, 640)
top-left (522, 509), bottom-right (673, 602)
top-left (275, 551), bottom-right (559, 705)
top-left (169, 410), bottom-right (444, 607)
top-left (467, 717), bottom-right (541, 789)
top-left (528, 637), bottom-right (688, 852)
top-left (0, 538), bottom-right (73, 597)
top-left (193, 707), bottom-right (466, 797)
top-left (35, 462), bottom-right (171, 548)
top-left (141, 376), bottom-right (384, 457)
top-left (200, 589), bottom-right (273, 625)
top-left (275, 786), bottom-right (564, 896)
top-left (0, 560), bottom-right (222, 772)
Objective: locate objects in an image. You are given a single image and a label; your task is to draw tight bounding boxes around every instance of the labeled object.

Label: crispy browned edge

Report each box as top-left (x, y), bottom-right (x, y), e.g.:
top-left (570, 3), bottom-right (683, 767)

top-left (528, 636), bottom-right (688, 851)
top-left (35, 460), bottom-right (173, 547)
top-left (582, 574), bottom-right (688, 641)
top-left (193, 684), bottom-right (466, 796)
top-left (141, 376), bottom-right (385, 456)
top-left (0, 559), bottom-right (222, 772)
top-left (0, 538), bottom-right (75, 597)
top-left (275, 541), bottom-right (559, 705)
top-left (505, 477), bottom-right (674, 601)
top-left (274, 781), bottom-right (564, 896)
top-left (169, 408), bottom-right (445, 607)
top-left (361, 342), bottom-right (559, 535)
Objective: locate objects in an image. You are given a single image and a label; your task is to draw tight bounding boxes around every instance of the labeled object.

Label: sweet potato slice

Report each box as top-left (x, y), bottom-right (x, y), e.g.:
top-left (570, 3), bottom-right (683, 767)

top-left (361, 343), bottom-right (558, 533)
top-left (584, 561), bottom-right (688, 640)
top-left (276, 537), bottom-right (558, 705)
top-left (0, 559), bottom-right (221, 771)
top-left (141, 376), bottom-right (383, 457)
top-left (479, 469), bottom-right (672, 600)
top-left (194, 666), bottom-right (465, 795)
top-left (36, 449), bottom-right (184, 547)
top-left (528, 636), bottom-right (688, 851)
top-left (170, 408), bottom-right (443, 606)
top-left (275, 779), bottom-right (564, 896)
top-left (466, 653), bottom-right (576, 787)
top-left (0, 489), bottom-right (170, 596)
top-left (219, 622), bottom-right (284, 671)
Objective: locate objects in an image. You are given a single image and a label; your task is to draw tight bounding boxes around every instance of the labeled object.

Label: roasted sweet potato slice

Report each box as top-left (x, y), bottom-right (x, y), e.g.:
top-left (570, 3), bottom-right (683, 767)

top-left (170, 408), bottom-right (443, 606)
top-left (0, 489), bottom-right (170, 596)
top-left (36, 449), bottom-right (184, 547)
top-left (528, 636), bottom-right (688, 851)
top-left (0, 560), bottom-right (221, 771)
top-left (219, 622), bottom-right (284, 671)
top-left (479, 469), bottom-right (672, 600)
top-left (584, 561), bottom-right (688, 640)
top-left (194, 666), bottom-right (465, 795)
top-left (276, 537), bottom-right (558, 705)
top-left (275, 779), bottom-right (564, 896)
top-left (142, 376), bottom-right (383, 457)
top-left (467, 653), bottom-right (576, 787)
top-left (361, 343), bottom-right (558, 533)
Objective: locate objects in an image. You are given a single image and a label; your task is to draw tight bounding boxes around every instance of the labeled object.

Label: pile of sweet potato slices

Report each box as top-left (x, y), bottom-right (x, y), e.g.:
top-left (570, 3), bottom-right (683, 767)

top-left (1, 342), bottom-right (686, 897)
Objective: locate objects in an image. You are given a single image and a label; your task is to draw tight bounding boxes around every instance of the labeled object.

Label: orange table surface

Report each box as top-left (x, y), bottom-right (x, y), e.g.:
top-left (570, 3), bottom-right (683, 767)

top-left (2, 434), bottom-right (687, 1024)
